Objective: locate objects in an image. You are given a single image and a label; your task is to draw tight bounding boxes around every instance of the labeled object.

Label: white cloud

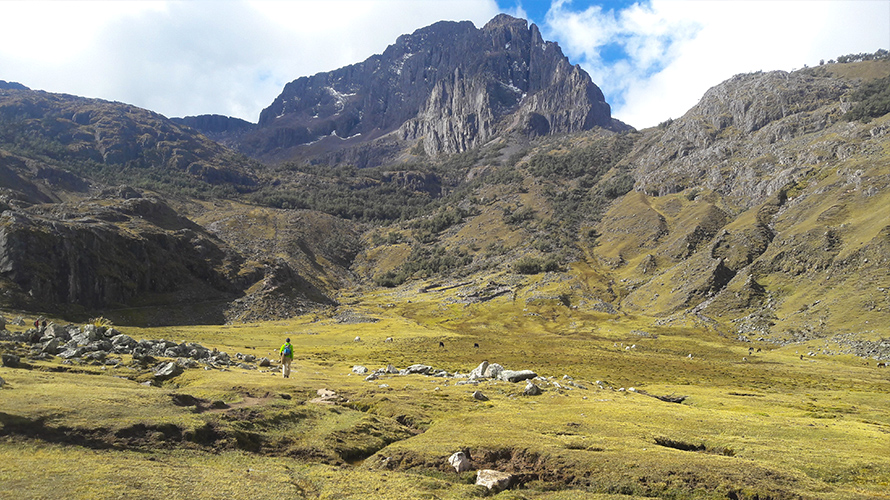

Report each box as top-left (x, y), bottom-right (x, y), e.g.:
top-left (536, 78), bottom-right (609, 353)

top-left (0, 0), bottom-right (500, 121)
top-left (542, 0), bottom-right (890, 129)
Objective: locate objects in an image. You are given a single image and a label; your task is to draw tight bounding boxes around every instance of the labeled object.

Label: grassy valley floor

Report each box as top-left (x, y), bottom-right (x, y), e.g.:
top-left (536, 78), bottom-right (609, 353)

top-left (1, 288), bottom-right (889, 499)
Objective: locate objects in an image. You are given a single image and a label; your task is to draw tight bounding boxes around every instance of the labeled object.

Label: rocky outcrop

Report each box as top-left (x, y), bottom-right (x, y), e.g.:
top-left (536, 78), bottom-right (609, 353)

top-left (241, 14), bottom-right (616, 160)
top-left (633, 70), bottom-right (850, 203)
top-left (1, 322), bottom-right (243, 374)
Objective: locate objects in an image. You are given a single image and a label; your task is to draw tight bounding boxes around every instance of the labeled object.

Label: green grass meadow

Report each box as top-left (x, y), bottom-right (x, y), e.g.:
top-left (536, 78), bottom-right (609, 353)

top-left (2, 288), bottom-right (889, 499)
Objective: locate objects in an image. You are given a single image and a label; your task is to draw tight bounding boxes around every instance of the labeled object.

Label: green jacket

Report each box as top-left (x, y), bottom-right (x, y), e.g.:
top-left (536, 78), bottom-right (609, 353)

top-left (280, 342), bottom-right (294, 359)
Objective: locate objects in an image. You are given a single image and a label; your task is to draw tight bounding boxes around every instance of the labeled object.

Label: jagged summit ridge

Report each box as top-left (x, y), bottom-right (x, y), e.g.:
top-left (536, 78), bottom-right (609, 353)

top-left (240, 14), bottom-right (616, 160)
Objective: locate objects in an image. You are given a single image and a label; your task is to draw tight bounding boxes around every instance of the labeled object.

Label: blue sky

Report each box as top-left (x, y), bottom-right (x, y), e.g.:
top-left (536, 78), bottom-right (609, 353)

top-left (1, 1), bottom-right (888, 129)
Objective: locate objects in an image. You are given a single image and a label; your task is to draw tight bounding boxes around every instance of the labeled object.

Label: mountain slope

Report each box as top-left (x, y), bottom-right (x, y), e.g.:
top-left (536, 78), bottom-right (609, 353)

top-left (0, 89), bottom-right (352, 322)
top-left (0, 88), bottom-right (258, 195)
top-left (593, 59), bottom-right (890, 337)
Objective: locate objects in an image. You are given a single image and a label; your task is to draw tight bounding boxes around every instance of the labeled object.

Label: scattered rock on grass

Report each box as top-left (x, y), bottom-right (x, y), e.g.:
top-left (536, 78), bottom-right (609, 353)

top-left (1, 353), bottom-right (21, 367)
top-left (473, 390), bottom-right (489, 401)
top-left (523, 381), bottom-right (542, 396)
top-left (311, 388), bottom-right (345, 404)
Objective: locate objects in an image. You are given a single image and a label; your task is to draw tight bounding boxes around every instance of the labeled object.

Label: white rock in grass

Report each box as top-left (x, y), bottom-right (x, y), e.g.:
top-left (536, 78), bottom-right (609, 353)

top-left (448, 451), bottom-right (471, 472)
top-left (476, 470), bottom-right (513, 492)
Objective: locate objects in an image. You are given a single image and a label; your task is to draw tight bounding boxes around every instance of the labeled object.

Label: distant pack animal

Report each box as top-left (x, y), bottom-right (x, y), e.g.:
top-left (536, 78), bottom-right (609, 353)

top-left (474, 342), bottom-right (479, 348)
top-left (439, 341), bottom-right (445, 348)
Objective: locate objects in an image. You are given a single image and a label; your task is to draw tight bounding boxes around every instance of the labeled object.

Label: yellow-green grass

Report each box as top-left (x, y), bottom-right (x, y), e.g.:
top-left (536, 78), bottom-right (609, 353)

top-left (2, 295), bottom-right (889, 499)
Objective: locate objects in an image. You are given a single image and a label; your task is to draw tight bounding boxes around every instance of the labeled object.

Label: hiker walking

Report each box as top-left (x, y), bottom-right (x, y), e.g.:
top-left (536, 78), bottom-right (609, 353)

top-left (279, 338), bottom-right (294, 378)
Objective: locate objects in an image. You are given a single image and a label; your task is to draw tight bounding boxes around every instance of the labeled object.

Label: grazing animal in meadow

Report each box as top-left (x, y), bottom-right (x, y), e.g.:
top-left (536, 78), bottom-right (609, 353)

top-left (474, 342), bottom-right (479, 348)
top-left (385, 337), bottom-right (393, 343)
top-left (439, 341), bottom-right (445, 348)
top-left (877, 362), bottom-right (887, 368)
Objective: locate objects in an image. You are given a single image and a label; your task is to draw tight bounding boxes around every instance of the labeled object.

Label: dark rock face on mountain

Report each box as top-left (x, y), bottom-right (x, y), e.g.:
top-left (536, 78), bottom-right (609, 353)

top-left (171, 114), bottom-right (256, 149)
top-left (239, 14), bottom-right (617, 161)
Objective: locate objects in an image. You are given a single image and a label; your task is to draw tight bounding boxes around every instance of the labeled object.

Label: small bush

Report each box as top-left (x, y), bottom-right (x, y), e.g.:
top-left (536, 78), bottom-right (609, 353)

top-left (602, 173), bottom-right (635, 199)
top-left (88, 316), bottom-right (113, 329)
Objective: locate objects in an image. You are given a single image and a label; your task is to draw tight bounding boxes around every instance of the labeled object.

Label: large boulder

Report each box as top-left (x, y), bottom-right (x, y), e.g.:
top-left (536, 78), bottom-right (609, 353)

top-left (59, 347), bottom-right (87, 359)
top-left (448, 451), bottom-right (471, 473)
top-left (154, 361), bottom-right (183, 380)
top-left (499, 369), bottom-right (537, 383)
top-left (43, 323), bottom-right (72, 341)
top-left (110, 334), bottom-right (137, 352)
top-left (41, 338), bottom-right (64, 355)
top-left (483, 363), bottom-right (504, 379)
top-left (401, 364), bottom-right (433, 375)
top-left (469, 361), bottom-right (489, 379)
top-left (476, 470), bottom-right (514, 492)
top-left (71, 325), bottom-right (100, 346)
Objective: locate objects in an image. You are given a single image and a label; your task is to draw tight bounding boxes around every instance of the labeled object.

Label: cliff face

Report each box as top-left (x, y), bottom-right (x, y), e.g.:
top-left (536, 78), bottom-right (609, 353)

top-left (0, 197), bottom-right (247, 311)
top-left (239, 14), bottom-right (616, 161)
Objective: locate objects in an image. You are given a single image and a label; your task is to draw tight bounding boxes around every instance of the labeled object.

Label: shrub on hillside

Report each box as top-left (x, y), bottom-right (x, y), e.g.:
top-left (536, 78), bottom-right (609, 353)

top-left (844, 75), bottom-right (890, 122)
top-left (514, 256), bottom-right (561, 274)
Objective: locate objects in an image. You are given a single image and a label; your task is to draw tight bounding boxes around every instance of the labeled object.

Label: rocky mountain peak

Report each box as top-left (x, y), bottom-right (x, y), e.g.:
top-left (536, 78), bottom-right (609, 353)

top-left (238, 15), bottom-right (618, 162)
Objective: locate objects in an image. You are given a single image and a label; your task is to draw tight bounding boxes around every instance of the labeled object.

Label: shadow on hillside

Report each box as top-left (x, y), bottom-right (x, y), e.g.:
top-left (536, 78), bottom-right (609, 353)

top-left (101, 299), bottom-right (232, 327)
